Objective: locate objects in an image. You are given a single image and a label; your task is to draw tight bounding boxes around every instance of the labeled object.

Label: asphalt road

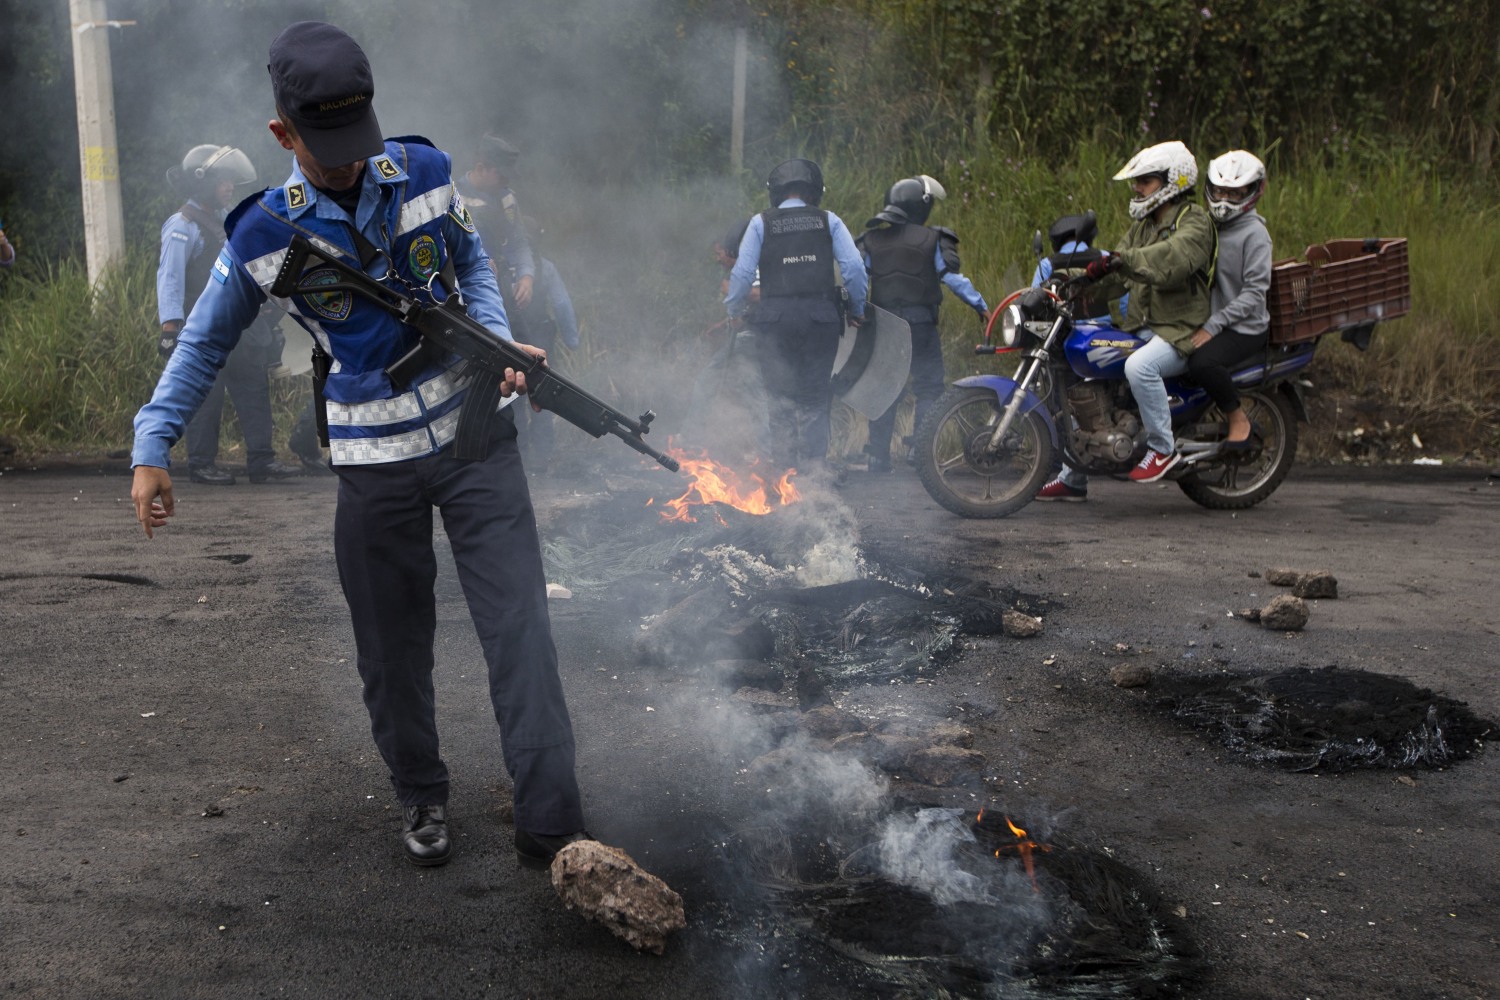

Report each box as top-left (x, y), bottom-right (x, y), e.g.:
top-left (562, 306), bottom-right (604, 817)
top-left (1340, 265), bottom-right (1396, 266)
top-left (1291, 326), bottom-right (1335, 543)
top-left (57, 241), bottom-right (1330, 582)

top-left (1, 458), bottom-right (1495, 999)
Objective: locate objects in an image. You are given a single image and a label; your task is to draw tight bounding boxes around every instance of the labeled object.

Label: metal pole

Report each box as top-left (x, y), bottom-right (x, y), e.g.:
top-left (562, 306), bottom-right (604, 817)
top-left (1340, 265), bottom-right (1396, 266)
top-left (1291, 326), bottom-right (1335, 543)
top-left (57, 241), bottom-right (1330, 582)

top-left (730, 26), bottom-right (747, 174)
top-left (69, 0), bottom-right (127, 287)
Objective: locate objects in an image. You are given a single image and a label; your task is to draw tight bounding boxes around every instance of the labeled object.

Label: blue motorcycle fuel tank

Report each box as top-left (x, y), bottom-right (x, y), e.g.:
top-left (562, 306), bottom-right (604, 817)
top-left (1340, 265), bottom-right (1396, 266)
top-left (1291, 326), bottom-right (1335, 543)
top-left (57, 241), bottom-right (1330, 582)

top-left (1064, 321), bottom-right (1149, 379)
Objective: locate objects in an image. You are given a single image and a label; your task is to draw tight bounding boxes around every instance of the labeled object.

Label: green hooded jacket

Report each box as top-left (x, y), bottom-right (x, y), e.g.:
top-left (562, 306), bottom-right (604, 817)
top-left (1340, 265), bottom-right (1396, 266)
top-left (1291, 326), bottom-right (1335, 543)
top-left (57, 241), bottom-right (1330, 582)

top-left (1093, 201), bottom-right (1216, 353)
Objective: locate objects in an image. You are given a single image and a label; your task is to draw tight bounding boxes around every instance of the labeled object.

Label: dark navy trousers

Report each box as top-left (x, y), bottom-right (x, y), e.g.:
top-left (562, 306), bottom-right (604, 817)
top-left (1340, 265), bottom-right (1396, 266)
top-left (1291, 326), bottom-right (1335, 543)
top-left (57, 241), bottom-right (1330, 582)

top-left (332, 410), bottom-right (583, 836)
top-left (867, 313), bottom-right (946, 462)
top-left (753, 294), bottom-right (844, 466)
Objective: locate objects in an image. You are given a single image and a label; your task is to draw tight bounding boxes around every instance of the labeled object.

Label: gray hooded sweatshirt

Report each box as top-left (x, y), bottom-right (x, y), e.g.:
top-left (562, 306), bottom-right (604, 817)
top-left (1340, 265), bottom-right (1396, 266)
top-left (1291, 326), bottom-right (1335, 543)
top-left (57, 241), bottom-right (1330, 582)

top-left (1203, 210), bottom-right (1272, 338)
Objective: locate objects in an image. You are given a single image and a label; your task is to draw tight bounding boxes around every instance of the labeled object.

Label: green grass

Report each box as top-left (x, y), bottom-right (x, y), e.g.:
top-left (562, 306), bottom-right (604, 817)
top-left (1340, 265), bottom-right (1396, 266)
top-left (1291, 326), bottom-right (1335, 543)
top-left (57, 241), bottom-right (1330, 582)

top-left (2, 138), bottom-right (1494, 464)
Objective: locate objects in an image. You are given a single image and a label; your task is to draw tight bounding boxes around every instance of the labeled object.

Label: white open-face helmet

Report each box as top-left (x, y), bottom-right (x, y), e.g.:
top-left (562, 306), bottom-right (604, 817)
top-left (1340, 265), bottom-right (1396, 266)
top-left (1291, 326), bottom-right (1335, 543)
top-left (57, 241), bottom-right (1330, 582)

top-left (1113, 140), bottom-right (1198, 220)
top-left (1205, 150), bottom-right (1267, 222)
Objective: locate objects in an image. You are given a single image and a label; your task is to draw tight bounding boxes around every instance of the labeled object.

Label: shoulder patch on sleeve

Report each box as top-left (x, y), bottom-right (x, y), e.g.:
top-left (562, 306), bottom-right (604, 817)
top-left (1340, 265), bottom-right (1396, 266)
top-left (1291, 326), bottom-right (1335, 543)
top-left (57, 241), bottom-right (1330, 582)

top-left (169, 230), bottom-right (191, 243)
top-left (449, 192), bottom-right (476, 233)
top-left (212, 251), bottom-right (233, 284)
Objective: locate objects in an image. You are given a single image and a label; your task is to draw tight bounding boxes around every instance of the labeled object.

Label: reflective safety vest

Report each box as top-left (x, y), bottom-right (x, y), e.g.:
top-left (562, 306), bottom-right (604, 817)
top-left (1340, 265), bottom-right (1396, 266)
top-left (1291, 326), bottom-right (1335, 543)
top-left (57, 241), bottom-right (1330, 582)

top-left (225, 137), bottom-right (498, 466)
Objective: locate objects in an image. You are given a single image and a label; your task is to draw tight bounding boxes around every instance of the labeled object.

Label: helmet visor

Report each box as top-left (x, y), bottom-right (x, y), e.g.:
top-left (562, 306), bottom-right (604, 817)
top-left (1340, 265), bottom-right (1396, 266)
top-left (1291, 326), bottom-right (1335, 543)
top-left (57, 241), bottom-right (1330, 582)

top-left (201, 147), bottom-right (258, 188)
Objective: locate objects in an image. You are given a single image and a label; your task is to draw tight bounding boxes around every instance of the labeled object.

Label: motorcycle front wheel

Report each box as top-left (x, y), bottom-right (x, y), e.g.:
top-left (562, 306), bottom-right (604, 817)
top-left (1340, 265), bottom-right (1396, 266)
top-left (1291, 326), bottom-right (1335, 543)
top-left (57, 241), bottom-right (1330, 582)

top-left (1178, 387), bottom-right (1299, 509)
top-left (914, 386), bottom-right (1055, 518)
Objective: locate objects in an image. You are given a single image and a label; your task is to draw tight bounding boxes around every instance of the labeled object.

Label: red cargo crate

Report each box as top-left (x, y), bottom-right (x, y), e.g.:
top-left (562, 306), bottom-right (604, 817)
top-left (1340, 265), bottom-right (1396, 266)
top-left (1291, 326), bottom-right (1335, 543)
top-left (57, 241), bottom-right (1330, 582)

top-left (1267, 238), bottom-right (1410, 344)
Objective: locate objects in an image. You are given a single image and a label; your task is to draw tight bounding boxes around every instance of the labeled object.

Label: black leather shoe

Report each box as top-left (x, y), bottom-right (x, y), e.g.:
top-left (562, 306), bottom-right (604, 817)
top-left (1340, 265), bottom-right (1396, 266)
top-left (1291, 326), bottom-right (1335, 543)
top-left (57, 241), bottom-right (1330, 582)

top-left (248, 460), bottom-right (305, 484)
top-left (297, 454), bottom-right (334, 475)
top-left (402, 805), bottom-right (451, 867)
top-left (515, 829), bottom-right (592, 870)
top-left (189, 465), bottom-right (235, 486)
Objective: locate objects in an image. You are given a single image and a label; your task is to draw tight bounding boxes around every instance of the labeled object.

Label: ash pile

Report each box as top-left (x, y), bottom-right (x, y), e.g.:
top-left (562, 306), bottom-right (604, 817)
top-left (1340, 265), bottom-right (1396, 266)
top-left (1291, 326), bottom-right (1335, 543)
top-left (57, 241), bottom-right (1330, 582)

top-left (1150, 666), bottom-right (1495, 771)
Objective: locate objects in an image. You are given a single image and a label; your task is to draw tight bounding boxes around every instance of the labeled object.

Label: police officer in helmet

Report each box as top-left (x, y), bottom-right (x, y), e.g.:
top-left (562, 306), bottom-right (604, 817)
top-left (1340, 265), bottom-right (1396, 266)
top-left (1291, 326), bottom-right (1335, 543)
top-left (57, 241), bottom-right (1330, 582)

top-left (724, 158), bottom-right (868, 474)
top-left (858, 174), bottom-right (988, 472)
top-left (157, 144), bottom-right (302, 485)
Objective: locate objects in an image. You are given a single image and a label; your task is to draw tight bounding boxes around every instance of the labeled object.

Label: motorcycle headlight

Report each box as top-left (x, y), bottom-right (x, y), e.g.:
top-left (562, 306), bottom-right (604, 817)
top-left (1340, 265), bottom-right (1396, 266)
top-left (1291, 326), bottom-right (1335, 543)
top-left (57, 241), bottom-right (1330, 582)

top-left (999, 302), bottom-right (1024, 348)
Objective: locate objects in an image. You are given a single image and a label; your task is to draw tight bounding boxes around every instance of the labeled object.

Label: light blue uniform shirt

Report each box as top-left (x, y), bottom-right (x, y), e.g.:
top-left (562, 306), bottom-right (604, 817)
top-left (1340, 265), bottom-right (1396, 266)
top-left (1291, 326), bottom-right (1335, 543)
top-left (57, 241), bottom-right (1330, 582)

top-left (724, 198), bottom-right (868, 319)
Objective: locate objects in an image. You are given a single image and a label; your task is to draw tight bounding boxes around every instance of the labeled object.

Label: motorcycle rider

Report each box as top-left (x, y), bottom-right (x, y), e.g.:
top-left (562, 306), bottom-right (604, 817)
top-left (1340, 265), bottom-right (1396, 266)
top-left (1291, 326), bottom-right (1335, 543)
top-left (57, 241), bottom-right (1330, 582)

top-left (1035, 139), bottom-right (1215, 497)
top-left (1185, 150), bottom-right (1273, 448)
top-left (157, 144), bottom-right (303, 486)
top-left (724, 158), bottom-right (868, 475)
top-left (857, 175), bottom-right (988, 473)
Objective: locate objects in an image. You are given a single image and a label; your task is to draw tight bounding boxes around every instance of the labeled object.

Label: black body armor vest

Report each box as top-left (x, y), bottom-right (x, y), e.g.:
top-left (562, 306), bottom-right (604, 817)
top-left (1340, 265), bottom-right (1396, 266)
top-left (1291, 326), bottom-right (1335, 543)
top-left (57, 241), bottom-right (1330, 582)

top-left (862, 223), bottom-right (942, 310)
top-left (178, 202), bottom-right (226, 316)
top-left (757, 207), bottom-right (836, 299)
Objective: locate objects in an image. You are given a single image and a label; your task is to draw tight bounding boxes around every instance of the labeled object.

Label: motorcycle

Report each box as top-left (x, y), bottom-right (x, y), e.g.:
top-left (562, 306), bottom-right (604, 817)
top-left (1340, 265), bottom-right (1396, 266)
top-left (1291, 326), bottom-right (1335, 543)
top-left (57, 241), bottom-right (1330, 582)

top-left (913, 217), bottom-right (1382, 518)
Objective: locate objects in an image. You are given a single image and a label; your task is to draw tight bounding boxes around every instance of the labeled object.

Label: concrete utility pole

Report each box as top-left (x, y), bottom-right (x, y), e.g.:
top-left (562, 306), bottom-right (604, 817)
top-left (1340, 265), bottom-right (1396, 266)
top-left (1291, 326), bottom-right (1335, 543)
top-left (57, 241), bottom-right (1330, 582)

top-left (731, 26), bottom-right (747, 174)
top-left (69, 0), bottom-right (129, 287)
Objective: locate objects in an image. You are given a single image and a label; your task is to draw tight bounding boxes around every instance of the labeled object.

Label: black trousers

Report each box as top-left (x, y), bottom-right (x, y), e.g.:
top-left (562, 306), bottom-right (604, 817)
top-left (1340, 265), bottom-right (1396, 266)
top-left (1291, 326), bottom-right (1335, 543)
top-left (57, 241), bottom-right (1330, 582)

top-left (185, 337), bottom-right (275, 472)
top-left (1186, 329), bottom-right (1270, 412)
top-left (753, 297), bottom-right (844, 466)
top-left (332, 412), bottom-right (583, 835)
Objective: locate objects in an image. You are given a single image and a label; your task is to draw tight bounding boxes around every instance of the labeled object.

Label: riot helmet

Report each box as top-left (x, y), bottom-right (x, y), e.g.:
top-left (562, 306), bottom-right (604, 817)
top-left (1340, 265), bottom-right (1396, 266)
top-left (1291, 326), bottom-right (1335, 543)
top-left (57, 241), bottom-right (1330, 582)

top-left (767, 158), bottom-right (824, 206)
top-left (869, 174), bottom-right (946, 226)
top-left (167, 144), bottom-right (257, 202)
top-left (1048, 210), bottom-right (1098, 252)
top-left (1113, 140), bottom-right (1197, 220)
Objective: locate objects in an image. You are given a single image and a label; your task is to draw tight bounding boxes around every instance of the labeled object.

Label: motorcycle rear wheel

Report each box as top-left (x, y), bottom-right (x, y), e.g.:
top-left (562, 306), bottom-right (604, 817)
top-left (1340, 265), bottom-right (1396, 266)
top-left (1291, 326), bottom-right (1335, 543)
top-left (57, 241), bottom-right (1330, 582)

top-left (914, 386), bottom-right (1055, 518)
top-left (1178, 388), bottom-right (1299, 509)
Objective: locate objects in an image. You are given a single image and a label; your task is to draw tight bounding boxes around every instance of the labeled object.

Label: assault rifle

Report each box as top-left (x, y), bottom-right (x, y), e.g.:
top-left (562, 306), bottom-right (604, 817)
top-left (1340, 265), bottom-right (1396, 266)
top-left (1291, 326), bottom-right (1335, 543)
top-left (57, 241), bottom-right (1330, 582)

top-left (270, 235), bottom-right (679, 472)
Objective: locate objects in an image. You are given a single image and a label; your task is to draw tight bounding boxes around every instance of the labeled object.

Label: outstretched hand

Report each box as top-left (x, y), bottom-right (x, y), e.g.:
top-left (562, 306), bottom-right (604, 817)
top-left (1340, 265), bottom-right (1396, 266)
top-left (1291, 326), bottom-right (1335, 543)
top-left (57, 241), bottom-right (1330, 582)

top-left (131, 466), bottom-right (174, 539)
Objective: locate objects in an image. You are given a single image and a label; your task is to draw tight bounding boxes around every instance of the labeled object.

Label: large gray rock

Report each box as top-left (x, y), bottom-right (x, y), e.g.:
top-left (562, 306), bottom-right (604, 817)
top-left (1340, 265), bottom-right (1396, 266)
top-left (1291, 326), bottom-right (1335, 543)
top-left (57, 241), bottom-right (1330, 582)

top-left (1002, 610), bottom-right (1044, 638)
top-left (1293, 571), bottom-right (1339, 599)
top-left (1265, 567), bottom-right (1301, 586)
top-left (1260, 594), bottom-right (1310, 630)
top-left (551, 840), bottom-right (686, 955)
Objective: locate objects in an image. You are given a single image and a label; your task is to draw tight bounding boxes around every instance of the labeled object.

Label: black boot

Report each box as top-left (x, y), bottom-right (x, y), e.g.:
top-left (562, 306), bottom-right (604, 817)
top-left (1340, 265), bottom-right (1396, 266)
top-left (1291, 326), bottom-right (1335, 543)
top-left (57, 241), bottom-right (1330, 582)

top-left (401, 805), bottom-right (451, 867)
top-left (189, 464), bottom-right (235, 486)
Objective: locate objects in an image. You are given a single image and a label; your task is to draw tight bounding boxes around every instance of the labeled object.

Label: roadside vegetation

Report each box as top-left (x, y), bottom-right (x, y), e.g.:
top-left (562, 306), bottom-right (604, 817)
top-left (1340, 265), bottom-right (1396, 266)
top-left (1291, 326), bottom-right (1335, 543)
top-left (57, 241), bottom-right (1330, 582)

top-left (1, 0), bottom-right (1495, 465)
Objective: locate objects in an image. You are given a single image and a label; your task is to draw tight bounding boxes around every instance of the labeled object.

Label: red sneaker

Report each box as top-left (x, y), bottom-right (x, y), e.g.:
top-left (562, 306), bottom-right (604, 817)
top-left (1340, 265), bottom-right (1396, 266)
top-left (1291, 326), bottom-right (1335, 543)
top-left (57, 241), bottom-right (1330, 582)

top-left (1129, 449), bottom-right (1181, 483)
top-left (1035, 477), bottom-right (1087, 502)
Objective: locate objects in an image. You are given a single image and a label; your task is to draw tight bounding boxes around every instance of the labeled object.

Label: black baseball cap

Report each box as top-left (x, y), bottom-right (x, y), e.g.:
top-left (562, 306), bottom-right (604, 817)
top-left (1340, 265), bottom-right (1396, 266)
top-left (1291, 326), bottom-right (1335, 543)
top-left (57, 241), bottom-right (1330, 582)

top-left (268, 21), bottom-right (384, 167)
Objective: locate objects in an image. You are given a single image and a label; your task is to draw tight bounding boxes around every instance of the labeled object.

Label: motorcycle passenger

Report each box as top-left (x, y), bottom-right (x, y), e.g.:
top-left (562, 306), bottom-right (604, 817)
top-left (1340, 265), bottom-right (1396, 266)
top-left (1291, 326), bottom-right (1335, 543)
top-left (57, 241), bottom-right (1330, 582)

top-left (1187, 150), bottom-right (1273, 448)
top-left (1036, 139), bottom-right (1215, 497)
top-left (725, 158), bottom-right (868, 475)
top-left (857, 175), bottom-right (989, 473)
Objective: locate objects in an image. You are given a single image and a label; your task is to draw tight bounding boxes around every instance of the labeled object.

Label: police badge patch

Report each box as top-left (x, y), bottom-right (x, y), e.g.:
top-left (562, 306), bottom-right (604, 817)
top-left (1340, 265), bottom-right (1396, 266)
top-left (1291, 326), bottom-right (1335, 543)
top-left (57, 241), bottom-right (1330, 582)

top-left (407, 234), bottom-right (439, 281)
top-left (300, 267), bottom-right (353, 322)
top-left (374, 156), bottom-right (400, 180)
top-left (286, 183), bottom-right (307, 210)
top-left (448, 193), bottom-right (476, 233)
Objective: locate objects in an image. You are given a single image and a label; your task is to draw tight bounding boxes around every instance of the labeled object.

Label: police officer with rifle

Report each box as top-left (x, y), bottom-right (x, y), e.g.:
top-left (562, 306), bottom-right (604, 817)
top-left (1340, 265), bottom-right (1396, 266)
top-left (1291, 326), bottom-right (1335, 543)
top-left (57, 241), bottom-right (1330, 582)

top-left (130, 22), bottom-right (668, 872)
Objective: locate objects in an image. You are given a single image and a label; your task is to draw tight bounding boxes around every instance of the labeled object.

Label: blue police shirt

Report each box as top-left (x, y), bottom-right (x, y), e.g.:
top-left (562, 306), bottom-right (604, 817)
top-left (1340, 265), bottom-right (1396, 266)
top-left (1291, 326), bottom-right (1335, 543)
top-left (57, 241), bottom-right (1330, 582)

top-left (725, 198), bottom-right (868, 319)
top-left (155, 199), bottom-right (217, 324)
top-left (133, 138), bottom-right (510, 470)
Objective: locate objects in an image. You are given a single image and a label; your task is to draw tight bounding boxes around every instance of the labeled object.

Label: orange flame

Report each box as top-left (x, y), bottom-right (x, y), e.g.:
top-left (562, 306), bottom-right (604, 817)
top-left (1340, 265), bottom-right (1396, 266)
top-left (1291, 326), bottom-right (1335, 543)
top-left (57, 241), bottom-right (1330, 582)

top-left (658, 448), bottom-right (800, 523)
top-left (990, 814), bottom-right (1051, 893)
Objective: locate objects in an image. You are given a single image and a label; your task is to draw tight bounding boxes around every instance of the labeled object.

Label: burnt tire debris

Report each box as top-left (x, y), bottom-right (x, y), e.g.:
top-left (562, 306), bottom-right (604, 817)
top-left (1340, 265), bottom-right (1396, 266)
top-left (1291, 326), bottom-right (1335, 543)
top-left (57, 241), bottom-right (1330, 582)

top-left (1148, 666), bottom-right (1495, 771)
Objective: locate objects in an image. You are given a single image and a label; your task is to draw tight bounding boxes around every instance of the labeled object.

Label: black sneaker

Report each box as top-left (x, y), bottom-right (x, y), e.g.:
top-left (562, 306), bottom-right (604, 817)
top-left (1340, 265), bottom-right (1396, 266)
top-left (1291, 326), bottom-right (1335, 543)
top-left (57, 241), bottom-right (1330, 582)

top-left (514, 829), bottom-right (593, 871)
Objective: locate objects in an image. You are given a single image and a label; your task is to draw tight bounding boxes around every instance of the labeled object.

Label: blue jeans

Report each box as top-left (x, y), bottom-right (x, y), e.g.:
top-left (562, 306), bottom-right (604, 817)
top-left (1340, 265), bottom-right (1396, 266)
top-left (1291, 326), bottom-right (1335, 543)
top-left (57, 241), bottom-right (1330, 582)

top-left (1057, 329), bottom-right (1187, 486)
top-left (1123, 331), bottom-right (1189, 455)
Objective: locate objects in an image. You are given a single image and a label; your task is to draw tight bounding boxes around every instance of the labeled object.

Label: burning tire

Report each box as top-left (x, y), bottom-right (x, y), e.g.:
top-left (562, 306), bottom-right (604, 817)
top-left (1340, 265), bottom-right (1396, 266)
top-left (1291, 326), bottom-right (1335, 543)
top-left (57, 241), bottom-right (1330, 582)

top-left (1177, 387), bottom-right (1299, 510)
top-left (914, 387), bottom-right (1055, 519)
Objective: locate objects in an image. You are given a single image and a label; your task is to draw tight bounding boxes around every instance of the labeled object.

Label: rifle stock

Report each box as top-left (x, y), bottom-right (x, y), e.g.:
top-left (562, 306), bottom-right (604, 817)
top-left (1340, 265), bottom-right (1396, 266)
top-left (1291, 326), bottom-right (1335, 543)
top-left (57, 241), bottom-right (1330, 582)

top-left (271, 236), bottom-right (680, 472)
